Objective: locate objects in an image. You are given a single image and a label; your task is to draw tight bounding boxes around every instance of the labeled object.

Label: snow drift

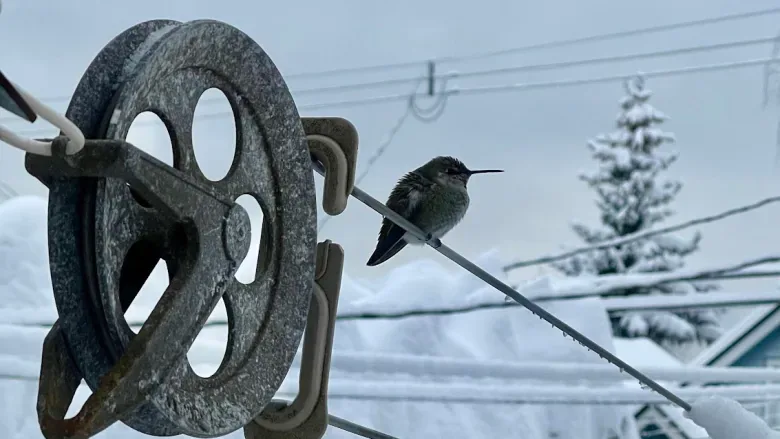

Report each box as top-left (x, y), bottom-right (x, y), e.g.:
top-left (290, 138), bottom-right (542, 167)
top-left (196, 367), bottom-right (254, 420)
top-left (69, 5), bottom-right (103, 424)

top-left (686, 396), bottom-right (780, 439)
top-left (0, 195), bottom-right (639, 438)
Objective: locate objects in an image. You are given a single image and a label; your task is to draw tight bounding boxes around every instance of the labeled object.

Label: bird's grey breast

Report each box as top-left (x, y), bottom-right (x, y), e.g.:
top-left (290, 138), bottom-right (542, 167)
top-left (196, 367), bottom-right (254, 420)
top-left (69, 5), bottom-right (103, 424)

top-left (408, 185), bottom-right (469, 242)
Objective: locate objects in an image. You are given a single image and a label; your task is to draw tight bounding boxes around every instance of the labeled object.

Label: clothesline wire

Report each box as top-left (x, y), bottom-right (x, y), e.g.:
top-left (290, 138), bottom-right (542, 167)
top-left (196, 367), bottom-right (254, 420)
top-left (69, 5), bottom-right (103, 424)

top-left (310, 159), bottom-right (694, 412)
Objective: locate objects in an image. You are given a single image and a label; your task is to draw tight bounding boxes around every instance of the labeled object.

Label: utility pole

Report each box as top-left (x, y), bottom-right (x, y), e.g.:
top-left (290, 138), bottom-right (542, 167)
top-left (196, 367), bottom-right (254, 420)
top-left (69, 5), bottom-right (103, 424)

top-left (427, 61), bottom-right (436, 96)
top-left (761, 31), bottom-right (780, 165)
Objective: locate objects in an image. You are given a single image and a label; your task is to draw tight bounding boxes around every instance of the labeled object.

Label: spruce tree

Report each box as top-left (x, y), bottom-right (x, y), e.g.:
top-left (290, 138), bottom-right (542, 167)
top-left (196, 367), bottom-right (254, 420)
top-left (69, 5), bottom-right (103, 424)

top-left (553, 75), bottom-right (721, 345)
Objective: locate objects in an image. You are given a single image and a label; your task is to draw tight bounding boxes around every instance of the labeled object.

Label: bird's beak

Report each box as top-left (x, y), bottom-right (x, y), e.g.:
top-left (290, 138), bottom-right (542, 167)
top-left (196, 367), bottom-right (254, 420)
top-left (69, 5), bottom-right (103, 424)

top-left (467, 169), bottom-right (504, 175)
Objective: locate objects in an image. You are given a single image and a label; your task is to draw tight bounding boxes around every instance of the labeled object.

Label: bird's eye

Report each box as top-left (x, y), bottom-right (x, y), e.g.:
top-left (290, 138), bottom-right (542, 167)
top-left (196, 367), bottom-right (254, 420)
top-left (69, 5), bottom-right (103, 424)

top-left (445, 168), bottom-right (457, 175)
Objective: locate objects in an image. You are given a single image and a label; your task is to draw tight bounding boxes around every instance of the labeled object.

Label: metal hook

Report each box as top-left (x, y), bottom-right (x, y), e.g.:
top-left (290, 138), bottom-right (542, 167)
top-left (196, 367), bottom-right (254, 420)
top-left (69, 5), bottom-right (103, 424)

top-left (244, 240), bottom-right (344, 439)
top-left (304, 118), bottom-right (359, 216)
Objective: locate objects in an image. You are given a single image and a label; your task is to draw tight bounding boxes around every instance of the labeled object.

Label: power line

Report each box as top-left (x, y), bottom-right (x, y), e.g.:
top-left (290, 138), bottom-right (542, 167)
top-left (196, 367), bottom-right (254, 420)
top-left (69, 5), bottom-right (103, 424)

top-left (295, 76), bottom-right (418, 95)
top-left (10, 54), bottom-right (778, 140)
top-left (503, 195), bottom-right (780, 272)
top-left (278, 54), bottom-right (773, 111)
top-left (16, 273), bottom-right (778, 329)
top-left (278, 5), bottom-right (780, 79)
top-left (448, 56), bottom-right (778, 97)
top-left (332, 273), bottom-right (778, 322)
top-left (453, 35), bottom-right (780, 82)
top-left (327, 267), bottom-right (779, 323)
top-left (0, 75), bottom-right (425, 120)
top-left (5, 29), bottom-right (779, 120)
top-left (605, 288), bottom-right (780, 313)
top-left (243, 56), bottom-right (780, 110)
top-left (442, 7), bottom-right (780, 63)
top-left (7, 35), bottom-right (780, 129)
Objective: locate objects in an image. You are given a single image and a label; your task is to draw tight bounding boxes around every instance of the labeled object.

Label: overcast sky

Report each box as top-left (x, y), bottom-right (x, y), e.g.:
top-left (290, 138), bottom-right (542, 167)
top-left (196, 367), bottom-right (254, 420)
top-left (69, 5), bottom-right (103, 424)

top-left (1, 0), bottom-right (779, 299)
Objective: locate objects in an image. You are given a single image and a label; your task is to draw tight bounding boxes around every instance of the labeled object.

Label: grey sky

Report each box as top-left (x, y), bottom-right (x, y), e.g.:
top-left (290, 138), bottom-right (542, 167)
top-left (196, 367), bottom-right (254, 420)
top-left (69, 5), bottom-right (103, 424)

top-left (1, 0), bottom-right (778, 295)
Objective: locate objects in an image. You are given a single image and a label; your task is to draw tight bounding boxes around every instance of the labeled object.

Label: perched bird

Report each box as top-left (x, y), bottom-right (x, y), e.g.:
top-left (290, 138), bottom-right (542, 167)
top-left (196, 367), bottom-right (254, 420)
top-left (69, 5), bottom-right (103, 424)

top-left (367, 156), bottom-right (503, 266)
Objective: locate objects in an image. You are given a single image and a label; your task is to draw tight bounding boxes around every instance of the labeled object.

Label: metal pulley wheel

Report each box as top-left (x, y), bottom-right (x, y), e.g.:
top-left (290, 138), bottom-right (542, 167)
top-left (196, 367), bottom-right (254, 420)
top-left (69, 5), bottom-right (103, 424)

top-left (28, 19), bottom-right (317, 438)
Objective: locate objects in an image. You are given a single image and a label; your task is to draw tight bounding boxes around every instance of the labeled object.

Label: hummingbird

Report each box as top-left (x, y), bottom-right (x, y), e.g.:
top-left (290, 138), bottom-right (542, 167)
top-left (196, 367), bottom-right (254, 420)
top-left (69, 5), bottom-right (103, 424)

top-left (367, 156), bottom-right (503, 266)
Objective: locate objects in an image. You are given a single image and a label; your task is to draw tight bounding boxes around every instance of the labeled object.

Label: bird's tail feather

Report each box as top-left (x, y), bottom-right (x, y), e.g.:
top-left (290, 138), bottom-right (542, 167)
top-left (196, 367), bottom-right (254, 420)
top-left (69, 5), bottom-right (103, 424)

top-left (366, 239), bottom-right (408, 266)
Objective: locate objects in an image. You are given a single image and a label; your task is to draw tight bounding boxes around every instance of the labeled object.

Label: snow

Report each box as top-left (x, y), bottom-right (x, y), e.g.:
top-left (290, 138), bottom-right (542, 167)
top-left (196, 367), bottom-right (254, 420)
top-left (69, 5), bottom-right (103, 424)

top-left (645, 311), bottom-right (697, 340)
top-left (685, 396), bottom-right (780, 439)
top-left (619, 313), bottom-right (650, 338)
top-left (613, 337), bottom-right (681, 369)
top-left (0, 196), bottom-right (641, 439)
top-left (0, 196), bottom-right (54, 310)
top-left (2, 196), bottom-right (780, 438)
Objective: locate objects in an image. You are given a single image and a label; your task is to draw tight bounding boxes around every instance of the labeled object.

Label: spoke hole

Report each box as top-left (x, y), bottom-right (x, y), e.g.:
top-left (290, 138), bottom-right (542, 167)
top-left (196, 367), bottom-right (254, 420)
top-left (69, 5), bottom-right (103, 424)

top-left (123, 256), bottom-right (169, 334)
top-left (65, 380), bottom-right (91, 418)
top-left (235, 194), bottom-right (265, 284)
top-left (193, 88), bottom-right (237, 181)
top-left (126, 111), bottom-right (174, 208)
top-left (187, 299), bottom-right (228, 378)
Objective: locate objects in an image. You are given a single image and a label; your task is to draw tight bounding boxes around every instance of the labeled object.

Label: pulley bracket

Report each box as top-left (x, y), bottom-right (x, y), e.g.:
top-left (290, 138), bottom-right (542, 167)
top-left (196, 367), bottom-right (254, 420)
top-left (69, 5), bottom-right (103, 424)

top-left (304, 117), bottom-right (359, 216)
top-left (244, 240), bottom-right (344, 439)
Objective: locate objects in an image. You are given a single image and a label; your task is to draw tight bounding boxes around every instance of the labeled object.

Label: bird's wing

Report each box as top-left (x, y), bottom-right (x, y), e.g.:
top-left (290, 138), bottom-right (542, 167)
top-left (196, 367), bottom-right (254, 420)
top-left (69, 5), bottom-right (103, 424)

top-left (366, 172), bottom-right (430, 266)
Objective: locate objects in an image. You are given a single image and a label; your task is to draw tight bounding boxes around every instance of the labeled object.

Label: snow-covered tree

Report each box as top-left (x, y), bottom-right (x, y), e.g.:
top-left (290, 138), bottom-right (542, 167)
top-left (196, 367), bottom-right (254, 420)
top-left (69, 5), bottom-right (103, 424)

top-left (553, 75), bottom-right (722, 345)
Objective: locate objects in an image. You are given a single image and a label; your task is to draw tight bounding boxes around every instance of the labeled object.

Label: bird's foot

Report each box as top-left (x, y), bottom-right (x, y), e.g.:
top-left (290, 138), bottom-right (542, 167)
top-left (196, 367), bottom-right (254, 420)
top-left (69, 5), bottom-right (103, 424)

top-left (425, 233), bottom-right (442, 249)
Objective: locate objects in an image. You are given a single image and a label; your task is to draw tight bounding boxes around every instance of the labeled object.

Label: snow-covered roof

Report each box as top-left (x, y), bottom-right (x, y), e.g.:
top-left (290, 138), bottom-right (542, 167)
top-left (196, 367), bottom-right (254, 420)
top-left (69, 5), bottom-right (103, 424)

top-left (613, 337), bottom-right (682, 368)
top-left (690, 305), bottom-right (780, 367)
top-left (612, 337), bottom-right (683, 428)
top-left (634, 305), bottom-right (780, 438)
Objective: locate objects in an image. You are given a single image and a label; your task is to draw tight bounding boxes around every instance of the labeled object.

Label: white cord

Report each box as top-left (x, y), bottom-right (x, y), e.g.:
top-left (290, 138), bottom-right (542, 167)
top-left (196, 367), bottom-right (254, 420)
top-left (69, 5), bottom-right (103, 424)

top-left (0, 82), bottom-right (85, 155)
